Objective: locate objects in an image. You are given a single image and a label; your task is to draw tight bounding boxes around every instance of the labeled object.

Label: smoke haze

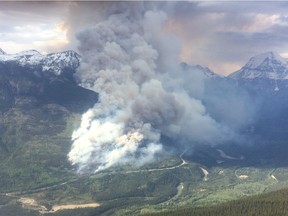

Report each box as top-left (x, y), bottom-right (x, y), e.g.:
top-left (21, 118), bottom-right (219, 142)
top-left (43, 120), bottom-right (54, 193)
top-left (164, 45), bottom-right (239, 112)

top-left (67, 2), bottom-right (255, 173)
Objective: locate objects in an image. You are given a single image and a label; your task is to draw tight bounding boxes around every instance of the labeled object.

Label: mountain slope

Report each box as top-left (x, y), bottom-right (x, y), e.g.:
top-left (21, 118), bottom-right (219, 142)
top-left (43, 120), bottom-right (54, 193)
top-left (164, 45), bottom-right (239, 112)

top-left (0, 49), bottom-right (98, 113)
top-left (0, 49), bottom-right (98, 192)
top-left (181, 62), bottom-right (220, 78)
top-left (144, 188), bottom-right (288, 216)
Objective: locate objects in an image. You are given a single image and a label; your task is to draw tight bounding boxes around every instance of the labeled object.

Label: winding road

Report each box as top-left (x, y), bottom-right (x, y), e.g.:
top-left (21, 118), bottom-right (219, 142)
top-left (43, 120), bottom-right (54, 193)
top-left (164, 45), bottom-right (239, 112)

top-left (2, 152), bottom-right (189, 214)
top-left (124, 151), bottom-right (188, 174)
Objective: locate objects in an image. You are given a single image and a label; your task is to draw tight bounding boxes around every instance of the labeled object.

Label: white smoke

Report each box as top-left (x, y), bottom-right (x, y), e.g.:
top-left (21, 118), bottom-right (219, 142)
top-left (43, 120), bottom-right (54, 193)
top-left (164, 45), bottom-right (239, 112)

top-left (68, 2), bottom-right (248, 173)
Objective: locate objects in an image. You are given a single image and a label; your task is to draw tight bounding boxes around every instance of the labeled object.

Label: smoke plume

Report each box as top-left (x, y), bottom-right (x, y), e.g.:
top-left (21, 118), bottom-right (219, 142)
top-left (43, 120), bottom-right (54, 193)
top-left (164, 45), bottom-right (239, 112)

top-left (68, 2), bottom-right (254, 173)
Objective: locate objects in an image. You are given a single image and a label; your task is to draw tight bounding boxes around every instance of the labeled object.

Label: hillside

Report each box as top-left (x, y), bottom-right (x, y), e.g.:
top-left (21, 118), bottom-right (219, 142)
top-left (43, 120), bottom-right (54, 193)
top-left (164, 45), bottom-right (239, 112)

top-left (0, 49), bottom-right (100, 215)
top-left (144, 188), bottom-right (288, 216)
top-left (2, 50), bottom-right (288, 216)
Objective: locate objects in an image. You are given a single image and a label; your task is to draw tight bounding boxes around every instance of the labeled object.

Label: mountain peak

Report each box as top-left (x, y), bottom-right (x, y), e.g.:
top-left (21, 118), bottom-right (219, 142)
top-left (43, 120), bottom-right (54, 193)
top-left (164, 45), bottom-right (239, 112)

top-left (229, 52), bottom-right (288, 80)
top-left (17, 49), bottom-right (42, 56)
top-left (246, 51), bottom-right (287, 69)
top-left (181, 62), bottom-right (220, 78)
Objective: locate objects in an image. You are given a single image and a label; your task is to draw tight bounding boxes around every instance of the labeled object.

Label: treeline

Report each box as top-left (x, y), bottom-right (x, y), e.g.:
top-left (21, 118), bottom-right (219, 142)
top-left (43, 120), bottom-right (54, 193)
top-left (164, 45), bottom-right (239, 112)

top-left (145, 188), bottom-right (288, 216)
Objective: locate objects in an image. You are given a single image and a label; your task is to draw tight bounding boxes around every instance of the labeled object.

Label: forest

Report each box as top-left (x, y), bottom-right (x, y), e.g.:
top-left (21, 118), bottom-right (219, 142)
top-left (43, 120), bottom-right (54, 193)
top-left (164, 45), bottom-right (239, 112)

top-left (144, 188), bottom-right (288, 216)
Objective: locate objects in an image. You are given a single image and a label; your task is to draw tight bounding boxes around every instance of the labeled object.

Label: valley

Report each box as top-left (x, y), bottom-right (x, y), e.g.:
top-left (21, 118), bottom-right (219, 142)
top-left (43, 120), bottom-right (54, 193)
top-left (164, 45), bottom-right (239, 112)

top-left (2, 141), bottom-right (288, 216)
top-left (2, 1), bottom-right (288, 215)
top-left (1, 49), bottom-right (288, 215)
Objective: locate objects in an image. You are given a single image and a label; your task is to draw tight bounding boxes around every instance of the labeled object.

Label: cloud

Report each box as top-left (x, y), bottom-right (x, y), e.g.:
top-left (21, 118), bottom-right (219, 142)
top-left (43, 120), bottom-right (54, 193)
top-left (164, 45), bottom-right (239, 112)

top-left (0, 2), bottom-right (70, 53)
top-left (163, 1), bottom-right (288, 75)
top-left (1, 1), bottom-right (288, 75)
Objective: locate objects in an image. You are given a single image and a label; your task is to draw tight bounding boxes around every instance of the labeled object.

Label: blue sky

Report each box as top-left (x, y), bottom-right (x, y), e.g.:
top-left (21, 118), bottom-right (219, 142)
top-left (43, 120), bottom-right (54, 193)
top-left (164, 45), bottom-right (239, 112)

top-left (1, 1), bottom-right (288, 75)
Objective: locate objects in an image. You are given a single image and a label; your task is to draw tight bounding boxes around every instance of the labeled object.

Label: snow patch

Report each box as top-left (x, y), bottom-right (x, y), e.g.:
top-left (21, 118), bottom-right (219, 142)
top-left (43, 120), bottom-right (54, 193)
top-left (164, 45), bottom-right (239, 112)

top-left (0, 48), bottom-right (6, 55)
top-left (238, 175), bottom-right (249, 180)
top-left (270, 174), bottom-right (278, 182)
top-left (246, 52), bottom-right (287, 69)
top-left (200, 167), bottom-right (209, 181)
top-left (217, 149), bottom-right (243, 160)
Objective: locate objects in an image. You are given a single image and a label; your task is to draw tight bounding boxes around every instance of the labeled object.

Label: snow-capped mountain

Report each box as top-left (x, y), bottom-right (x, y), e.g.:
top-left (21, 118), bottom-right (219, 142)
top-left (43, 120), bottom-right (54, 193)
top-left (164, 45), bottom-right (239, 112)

top-left (0, 49), bottom-right (80, 76)
top-left (0, 48), bottom-right (97, 113)
top-left (229, 52), bottom-right (288, 80)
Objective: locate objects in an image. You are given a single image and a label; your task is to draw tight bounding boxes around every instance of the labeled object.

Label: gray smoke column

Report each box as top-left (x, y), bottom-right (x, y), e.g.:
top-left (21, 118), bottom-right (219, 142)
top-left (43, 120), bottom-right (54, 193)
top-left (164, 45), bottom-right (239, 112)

top-left (68, 2), bottom-right (240, 173)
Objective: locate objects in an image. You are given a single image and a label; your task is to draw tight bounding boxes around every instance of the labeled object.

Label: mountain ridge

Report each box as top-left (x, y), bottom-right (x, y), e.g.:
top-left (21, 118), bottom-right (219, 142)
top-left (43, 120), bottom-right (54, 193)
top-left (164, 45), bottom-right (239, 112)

top-left (181, 62), bottom-right (220, 78)
top-left (0, 48), bottom-right (97, 113)
top-left (0, 48), bottom-right (80, 76)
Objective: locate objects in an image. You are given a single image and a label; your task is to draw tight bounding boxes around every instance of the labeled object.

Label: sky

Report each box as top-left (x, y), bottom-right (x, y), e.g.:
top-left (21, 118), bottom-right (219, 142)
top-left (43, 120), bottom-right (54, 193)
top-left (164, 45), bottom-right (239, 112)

top-left (1, 1), bottom-right (288, 75)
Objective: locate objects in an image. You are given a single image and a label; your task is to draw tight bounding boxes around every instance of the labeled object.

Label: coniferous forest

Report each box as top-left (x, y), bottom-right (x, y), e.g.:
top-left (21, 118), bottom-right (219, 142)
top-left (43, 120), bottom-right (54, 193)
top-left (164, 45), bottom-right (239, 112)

top-left (145, 188), bottom-right (288, 216)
